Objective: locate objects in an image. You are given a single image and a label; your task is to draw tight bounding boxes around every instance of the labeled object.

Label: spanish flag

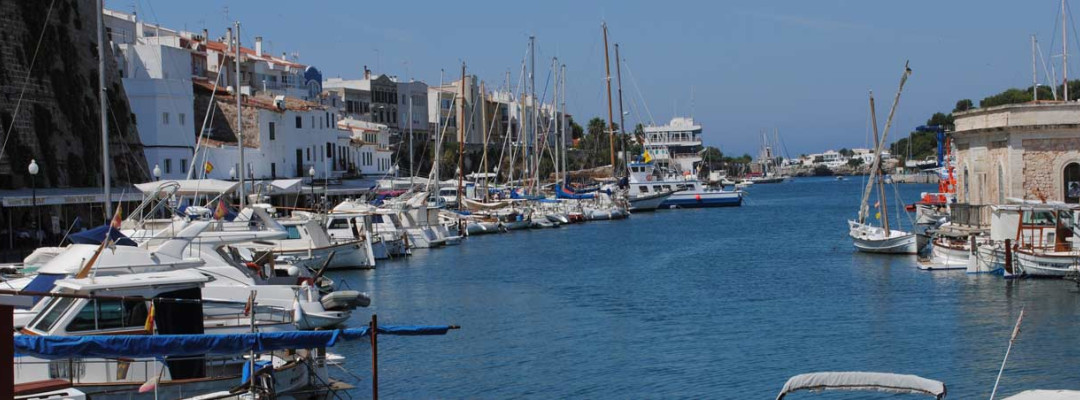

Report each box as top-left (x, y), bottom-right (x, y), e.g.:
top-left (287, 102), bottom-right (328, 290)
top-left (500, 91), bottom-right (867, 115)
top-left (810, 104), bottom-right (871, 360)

top-left (109, 206), bottom-right (123, 229)
top-left (204, 161), bottom-right (214, 174)
top-left (214, 198), bottom-right (228, 220)
top-left (143, 302), bottom-right (155, 332)
top-left (643, 150), bottom-right (653, 163)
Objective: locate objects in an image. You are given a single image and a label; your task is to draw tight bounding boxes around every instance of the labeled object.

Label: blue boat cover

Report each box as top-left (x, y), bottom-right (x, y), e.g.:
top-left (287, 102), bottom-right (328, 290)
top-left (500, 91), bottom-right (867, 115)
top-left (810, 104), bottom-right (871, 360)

top-left (14, 326), bottom-right (453, 359)
top-left (554, 184), bottom-right (595, 200)
top-left (21, 273), bottom-right (65, 307)
top-left (68, 225), bottom-right (137, 246)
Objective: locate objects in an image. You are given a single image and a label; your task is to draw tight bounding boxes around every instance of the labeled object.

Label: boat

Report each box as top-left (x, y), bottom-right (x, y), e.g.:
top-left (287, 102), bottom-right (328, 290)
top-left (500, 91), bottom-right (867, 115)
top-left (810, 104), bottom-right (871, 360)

top-left (835, 175), bottom-right (845, 181)
top-left (776, 371), bottom-right (946, 399)
top-left (849, 63), bottom-right (917, 255)
top-left (627, 161), bottom-right (742, 208)
top-left (1010, 203), bottom-right (1080, 278)
top-left (920, 234), bottom-right (970, 270)
top-left (243, 212), bottom-right (375, 270)
top-left (627, 189), bottom-right (676, 211)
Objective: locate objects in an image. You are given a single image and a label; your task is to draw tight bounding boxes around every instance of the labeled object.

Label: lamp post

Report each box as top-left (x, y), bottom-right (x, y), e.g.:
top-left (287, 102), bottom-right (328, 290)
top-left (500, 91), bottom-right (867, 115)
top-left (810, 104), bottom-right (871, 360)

top-left (229, 166), bottom-right (237, 181)
top-left (309, 166), bottom-right (316, 211)
top-left (27, 160), bottom-right (39, 246)
top-left (153, 164), bottom-right (162, 181)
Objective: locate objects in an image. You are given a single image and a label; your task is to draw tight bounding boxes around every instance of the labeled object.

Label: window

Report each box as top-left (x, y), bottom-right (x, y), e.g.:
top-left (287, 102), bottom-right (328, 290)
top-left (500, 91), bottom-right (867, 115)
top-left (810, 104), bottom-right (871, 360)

top-left (640, 185), bottom-right (649, 193)
top-left (162, 112), bottom-right (170, 125)
top-left (285, 226), bottom-right (302, 239)
top-left (325, 112), bottom-right (330, 128)
top-left (296, 116), bottom-right (302, 129)
top-left (179, 113), bottom-right (186, 126)
top-left (31, 297), bottom-right (75, 332)
top-left (67, 299), bottom-right (148, 332)
top-left (271, 162), bottom-right (277, 179)
top-left (326, 143), bottom-right (333, 158)
top-left (1065, 163), bottom-right (1080, 204)
top-left (269, 122), bottom-right (276, 140)
top-left (328, 218), bottom-right (350, 229)
top-left (311, 116), bottom-right (315, 128)
top-left (963, 168), bottom-right (970, 201)
top-left (164, 159), bottom-right (172, 174)
top-left (180, 159), bottom-right (188, 173)
top-left (306, 148), bottom-right (311, 161)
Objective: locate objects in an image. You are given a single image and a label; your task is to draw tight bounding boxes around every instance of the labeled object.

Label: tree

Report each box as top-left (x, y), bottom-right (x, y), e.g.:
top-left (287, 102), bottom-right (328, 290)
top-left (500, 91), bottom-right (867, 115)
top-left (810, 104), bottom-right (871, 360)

top-left (838, 148), bottom-right (854, 157)
top-left (926, 112), bottom-right (954, 130)
top-left (953, 99), bottom-right (973, 113)
top-left (847, 157), bottom-right (864, 167)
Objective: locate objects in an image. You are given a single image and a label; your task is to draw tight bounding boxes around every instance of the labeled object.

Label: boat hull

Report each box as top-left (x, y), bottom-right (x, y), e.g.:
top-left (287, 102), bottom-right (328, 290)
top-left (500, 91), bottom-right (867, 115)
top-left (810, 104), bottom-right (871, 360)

top-left (1014, 250), bottom-right (1080, 278)
top-left (848, 221), bottom-right (917, 254)
top-left (924, 238), bottom-right (969, 270)
top-left (628, 191), bottom-right (674, 211)
top-left (660, 191), bottom-right (742, 208)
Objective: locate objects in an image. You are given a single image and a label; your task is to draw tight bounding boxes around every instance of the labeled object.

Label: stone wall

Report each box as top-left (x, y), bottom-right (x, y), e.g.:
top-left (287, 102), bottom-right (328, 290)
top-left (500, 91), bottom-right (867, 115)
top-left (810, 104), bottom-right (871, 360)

top-left (0, 0), bottom-right (147, 189)
top-left (1022, 137), bottom-right (1080, 202)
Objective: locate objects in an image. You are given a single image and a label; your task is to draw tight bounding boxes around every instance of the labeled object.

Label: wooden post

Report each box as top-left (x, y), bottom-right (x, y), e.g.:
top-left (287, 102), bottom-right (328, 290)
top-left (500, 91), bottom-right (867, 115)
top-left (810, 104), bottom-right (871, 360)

top-left (370, 314), bottom-right (378, 400)
top-left (1004, 239), bottom-right (1013, 276)
top-left (0, 305), bottom-right (12, 400)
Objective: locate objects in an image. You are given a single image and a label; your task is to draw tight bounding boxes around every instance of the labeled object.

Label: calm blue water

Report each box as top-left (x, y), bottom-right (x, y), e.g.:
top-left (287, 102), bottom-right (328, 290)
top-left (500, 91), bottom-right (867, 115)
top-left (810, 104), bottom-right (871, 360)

top-left (327, 177), bottom-right (1080, 398)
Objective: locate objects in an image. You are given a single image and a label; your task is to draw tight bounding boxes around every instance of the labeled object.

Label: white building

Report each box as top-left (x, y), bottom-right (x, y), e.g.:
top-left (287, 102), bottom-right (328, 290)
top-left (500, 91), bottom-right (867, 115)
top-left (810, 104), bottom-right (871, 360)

top-left (338, 119), bottom-right (394, 176)
top-left (105, 9), bottom-right (197, 180)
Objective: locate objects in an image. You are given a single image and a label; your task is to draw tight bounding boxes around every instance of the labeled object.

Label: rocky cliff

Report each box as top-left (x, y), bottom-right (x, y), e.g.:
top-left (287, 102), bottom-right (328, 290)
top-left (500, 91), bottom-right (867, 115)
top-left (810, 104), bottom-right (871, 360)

top-left (0, 0), bottom-right (147, 189)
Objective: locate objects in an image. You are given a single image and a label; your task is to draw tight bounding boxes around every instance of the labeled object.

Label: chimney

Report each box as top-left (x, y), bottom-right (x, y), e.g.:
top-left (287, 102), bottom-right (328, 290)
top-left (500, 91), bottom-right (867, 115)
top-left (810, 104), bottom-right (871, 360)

top-left (225, 27), bottom-right (232, 50)
top-left (201, 28), bottom-right (208, 42)
top-left (255, 36), bottom-right (263, 56)
top-left (363, 65), bottom-right (370, 80)
top-left (281, 52), bottom-right (287, 61)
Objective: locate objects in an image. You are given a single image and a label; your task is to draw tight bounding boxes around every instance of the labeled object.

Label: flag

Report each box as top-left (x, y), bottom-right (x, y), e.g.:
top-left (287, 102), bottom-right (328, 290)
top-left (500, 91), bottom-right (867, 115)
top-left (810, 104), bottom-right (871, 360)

top-left (875, 211), bottom-right (881, 220)
top-left (214, 199), bottom-right (228, 220)
top-left (204, 161), bottom-right (214, 174)
top-left (873, 201), bottom-right (880, 209)
top-left (109, 206), bottom-right (123, 229)
top-left (243, 291), bottom-right (256, 316)
top-left (143, 302), bottom-right (155, 332)
top-left (643, 150), bottom-right (653, 164)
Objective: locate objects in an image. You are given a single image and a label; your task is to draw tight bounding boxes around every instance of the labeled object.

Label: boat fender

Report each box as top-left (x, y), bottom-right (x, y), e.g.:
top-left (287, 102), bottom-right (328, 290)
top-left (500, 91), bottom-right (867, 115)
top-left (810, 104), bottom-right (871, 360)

top-left (695, 194), bottom-right (702, 202)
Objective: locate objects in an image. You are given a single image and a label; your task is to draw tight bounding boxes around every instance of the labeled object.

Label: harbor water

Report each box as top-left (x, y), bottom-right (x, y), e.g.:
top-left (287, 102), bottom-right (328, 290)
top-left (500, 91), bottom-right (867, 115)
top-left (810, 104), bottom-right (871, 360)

top-left (328, 177), bottom-right (1080, 398)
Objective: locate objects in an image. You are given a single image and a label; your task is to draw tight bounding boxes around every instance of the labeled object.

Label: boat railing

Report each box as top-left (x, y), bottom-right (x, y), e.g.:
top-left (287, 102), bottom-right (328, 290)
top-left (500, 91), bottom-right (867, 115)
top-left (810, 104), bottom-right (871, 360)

top-left (951, 203), bottom-right (991, 228)
top-left (18, 354), bottom-right (242, 385)
top-left (203, 305), bottom-right (293, 325)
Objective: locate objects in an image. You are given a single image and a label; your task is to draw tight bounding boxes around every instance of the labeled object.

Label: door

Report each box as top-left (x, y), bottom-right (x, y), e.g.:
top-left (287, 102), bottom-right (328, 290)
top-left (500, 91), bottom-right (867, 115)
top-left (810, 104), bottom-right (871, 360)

top-left (295, 149), bottom-right (304, 177)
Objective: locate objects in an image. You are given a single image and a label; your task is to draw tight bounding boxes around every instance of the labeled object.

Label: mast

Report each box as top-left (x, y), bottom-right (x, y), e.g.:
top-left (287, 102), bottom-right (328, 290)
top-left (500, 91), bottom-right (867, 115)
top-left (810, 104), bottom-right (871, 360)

top-left (505, 70), bottom-right (514, 187)
top-left (561, 64), bottom-right (568, 180)
top-left (1065, 0), bottom-right (1069, 102)
top-left (615, 43), bottom-right (628, 173)
top-left (481, 81), bottom-right (488, 201)
top-left (98, 0), bottom-right (111, 217)
top-left (857, 62), bottom-right (912, 223)
top-left (457, 63), bottom-right (466, 209)
top-left (552, 58), bottom-right (560, 187)
top-left (529, 36), bottom-right (539, 194)
top-left (408, 72), bottom-right (414, 187)
top-left (1033, 34), bottom-right (1039, 102)
top-left (602, 23), bottom-right (617, 175)
top-left (869, 94), bottom-right (890, 235)
top-left (235, 21), bottom-right (246, 208)
top-left (432, 69), bottom-right (443, 198)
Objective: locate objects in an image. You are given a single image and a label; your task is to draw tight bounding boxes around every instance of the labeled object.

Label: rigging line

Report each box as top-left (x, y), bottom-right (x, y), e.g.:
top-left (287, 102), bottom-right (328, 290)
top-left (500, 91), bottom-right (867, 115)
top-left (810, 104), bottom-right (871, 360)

top-left (1037, 40), bottom-right (1059, 99)
top-left (188, 40), bottom-right (229, 179)
top-left (0, 0), bottom-right (59, 165)
top-left (1066, 0), bottom-right (1080, 86)
top-left (621, 59), bottom-right (657, 126)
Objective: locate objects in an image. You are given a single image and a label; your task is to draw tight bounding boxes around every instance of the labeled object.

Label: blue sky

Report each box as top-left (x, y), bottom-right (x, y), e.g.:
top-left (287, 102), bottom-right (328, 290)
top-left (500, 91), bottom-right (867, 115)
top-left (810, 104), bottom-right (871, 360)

top-left (107, 0), bottom-right (1078, 157)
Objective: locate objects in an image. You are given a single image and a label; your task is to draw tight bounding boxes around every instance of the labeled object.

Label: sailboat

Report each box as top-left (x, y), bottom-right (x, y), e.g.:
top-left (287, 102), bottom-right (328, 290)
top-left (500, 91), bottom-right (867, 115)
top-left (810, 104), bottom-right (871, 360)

top-left (849, 62), bottom-right (917, 254)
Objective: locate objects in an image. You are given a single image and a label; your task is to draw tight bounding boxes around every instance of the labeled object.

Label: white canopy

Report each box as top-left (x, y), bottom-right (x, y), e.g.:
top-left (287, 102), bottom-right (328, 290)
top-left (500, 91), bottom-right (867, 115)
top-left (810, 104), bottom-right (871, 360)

top-left (270, 178), bottom-right (303, 192)
top-left (135, 179), bottom-right (239, 196)
top-left (1003, 390), bottom-right (1080, 400)
top-left (776, 372), bottom-right (946, 399)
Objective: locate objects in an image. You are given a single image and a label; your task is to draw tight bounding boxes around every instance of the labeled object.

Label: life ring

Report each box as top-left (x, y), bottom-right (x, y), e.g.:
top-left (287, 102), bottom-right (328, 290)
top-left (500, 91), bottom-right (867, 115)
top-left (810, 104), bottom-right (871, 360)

top-left (646, 175), bottom-right (653, 181)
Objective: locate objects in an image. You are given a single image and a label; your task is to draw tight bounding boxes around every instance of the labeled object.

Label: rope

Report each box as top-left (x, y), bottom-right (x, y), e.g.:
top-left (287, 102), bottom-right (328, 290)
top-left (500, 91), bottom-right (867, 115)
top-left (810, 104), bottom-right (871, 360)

top-left (0, 0), bottom-right (59, 165)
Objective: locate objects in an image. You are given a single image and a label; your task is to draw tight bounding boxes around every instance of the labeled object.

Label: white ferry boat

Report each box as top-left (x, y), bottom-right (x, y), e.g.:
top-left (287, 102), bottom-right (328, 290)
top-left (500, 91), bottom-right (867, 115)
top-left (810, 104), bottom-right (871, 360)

top-left (626, 117), bottom-right (742, 208)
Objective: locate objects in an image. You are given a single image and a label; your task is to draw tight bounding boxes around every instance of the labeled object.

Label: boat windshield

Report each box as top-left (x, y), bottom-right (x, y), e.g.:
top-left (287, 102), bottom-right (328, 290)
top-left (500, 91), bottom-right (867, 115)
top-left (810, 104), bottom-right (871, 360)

top-left (30, 296), bottom-right (75, 332)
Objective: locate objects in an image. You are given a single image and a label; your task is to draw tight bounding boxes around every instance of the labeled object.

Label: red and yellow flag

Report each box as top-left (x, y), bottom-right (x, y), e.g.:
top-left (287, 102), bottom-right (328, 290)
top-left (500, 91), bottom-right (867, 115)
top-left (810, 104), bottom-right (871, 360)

top-left (143, 302), bottom-right (155, 332)
top-left (214, 199), bottom-right (228, 220)
top-left (204, 161), bottom-right (214, 174)
top-left (109, 206), bottom-right (123, 229)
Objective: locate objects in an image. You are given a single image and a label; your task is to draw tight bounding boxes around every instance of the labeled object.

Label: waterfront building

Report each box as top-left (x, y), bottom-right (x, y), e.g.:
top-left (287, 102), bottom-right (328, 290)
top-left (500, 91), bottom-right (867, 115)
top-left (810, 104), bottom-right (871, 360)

top-left (642, 117), bottom-right (704, 173)
top-left (429, 76), bottom-right (482, 145)
top-left (951, 102), bottom-right (1080, 204)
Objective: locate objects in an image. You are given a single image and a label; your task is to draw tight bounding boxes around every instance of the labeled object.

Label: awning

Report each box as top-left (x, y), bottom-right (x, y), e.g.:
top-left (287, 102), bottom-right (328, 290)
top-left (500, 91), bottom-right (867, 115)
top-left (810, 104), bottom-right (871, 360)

top-left (68, 225), bottom-right (138, 246)
top-left (15, 326), bottom-right (454, 359)
top-left (0, 188), bottom-right (142, 208)
top-left (776, 372), bottom-right (946, 399)
top-left (269, 179), bottom-right (303, 192)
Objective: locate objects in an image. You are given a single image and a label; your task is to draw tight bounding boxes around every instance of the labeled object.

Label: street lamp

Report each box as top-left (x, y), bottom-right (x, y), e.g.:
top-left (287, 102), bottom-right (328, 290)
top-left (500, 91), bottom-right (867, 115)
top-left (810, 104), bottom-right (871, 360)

top-left (27, 159), bottom-right (39, 246)
top-left (308, 166), bottom-right (316, 210)
top-left (152, 164), bottom-right (162, 181)
top-left (229, 166), bottom-right (237, 181)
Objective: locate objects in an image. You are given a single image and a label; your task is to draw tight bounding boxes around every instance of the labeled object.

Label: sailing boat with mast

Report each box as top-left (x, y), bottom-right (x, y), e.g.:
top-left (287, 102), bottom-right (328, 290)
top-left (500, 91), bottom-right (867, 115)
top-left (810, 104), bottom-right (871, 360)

top-left (849, 62), bottom-right (917, 254)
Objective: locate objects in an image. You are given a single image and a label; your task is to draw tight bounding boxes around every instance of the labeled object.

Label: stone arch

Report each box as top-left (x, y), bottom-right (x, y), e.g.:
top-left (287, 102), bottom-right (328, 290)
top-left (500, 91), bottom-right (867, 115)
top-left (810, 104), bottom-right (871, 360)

top-left (1053, 156), bottom-right (1080, 203)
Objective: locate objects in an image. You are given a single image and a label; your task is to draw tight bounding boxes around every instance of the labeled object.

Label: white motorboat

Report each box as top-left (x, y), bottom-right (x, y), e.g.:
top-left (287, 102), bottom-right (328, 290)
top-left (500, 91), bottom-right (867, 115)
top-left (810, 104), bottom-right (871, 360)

top-left (921, 235), bottom-right (970, 270)
top-left (776, 371), bottom-right (946, 399)
top-left (243, 214), bottom-right (375, 270)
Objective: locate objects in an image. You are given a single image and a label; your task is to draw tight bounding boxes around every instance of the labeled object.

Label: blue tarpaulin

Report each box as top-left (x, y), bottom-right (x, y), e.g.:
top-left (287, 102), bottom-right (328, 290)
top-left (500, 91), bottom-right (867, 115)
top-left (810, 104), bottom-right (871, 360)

top-left (14, 326), bottom-right (454, 359)
top-left (68, 225), bottom-right (137, 246)
top-left (21, 273), bottom-right (65, 307)
top-left (554, 184), bottom-right (595, 200)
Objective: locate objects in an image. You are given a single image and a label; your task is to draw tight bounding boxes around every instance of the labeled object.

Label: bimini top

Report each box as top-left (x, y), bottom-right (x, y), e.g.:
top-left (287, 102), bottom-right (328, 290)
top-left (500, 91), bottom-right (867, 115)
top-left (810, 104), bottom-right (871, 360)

top-left (135, 179), bottom-right (239, 196)
top-left (1002, 390), bottom-right (1080, 400)
top-left (776, 372), bottom-right (946, 400)
top-left (53, 270), bottom-right (210, 292)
